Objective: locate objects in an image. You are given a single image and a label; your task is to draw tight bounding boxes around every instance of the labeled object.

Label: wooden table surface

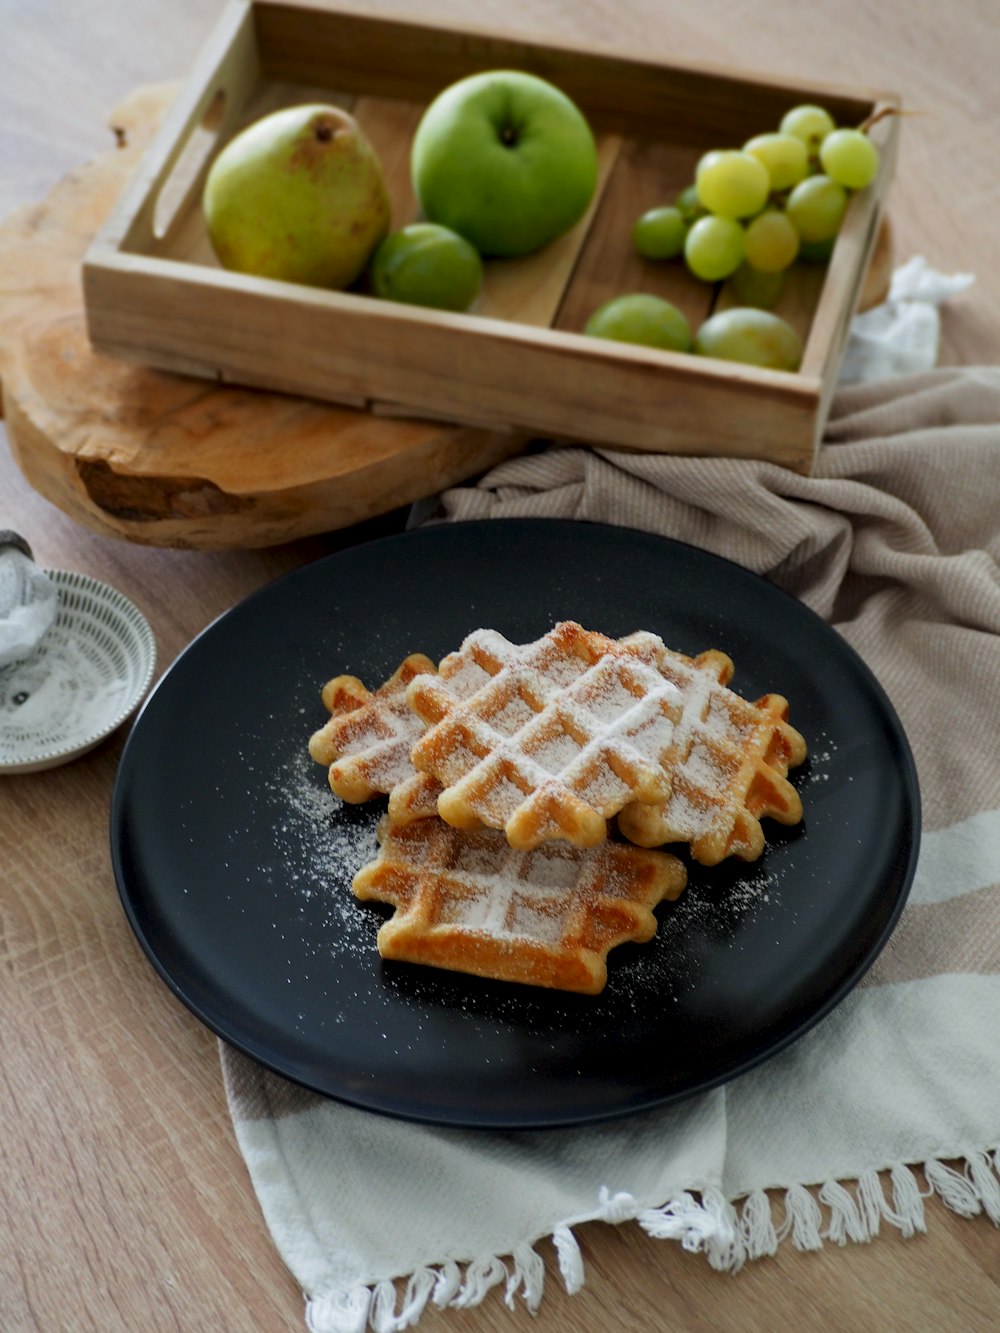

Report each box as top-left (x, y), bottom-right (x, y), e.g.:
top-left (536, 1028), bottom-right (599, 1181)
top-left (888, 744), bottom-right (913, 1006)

top-left (2, 2), bottom-right (998, 1329)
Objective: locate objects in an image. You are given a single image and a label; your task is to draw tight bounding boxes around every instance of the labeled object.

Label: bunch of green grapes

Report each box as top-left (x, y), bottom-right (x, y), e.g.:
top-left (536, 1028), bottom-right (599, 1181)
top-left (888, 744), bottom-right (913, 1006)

top-left (632, 104), bottom-right (880, 303)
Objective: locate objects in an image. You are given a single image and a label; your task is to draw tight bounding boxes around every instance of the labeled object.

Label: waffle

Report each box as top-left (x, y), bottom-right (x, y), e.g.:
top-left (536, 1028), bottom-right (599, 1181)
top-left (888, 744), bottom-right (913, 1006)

top-left (617, 646), bottom-right (807, 865)
top-left (308, 654), bottom-right (441, 812)
top-left (353, 815), bottom-right (687, 994)
top-left (406, 622), bottom-right (683, 851)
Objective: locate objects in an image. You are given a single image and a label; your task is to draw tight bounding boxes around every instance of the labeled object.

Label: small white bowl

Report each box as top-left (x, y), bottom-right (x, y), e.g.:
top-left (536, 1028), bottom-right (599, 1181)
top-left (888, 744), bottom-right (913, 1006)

top-left (0, 570), bottom-right (156, 773)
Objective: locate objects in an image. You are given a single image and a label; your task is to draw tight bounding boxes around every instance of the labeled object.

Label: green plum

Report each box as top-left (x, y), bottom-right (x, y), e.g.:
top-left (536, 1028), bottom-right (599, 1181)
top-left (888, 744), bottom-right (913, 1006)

top-left (584, 294), bottom-right (692, 352)
top-left (693, 308), bottom-right (802, 371)
top-left (370, 223), bottom-right (483, 311)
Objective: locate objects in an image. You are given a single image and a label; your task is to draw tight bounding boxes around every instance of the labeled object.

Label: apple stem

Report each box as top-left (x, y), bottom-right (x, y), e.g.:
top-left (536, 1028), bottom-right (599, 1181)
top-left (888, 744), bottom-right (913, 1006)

top-left (500, 125), bottom-right (518, 147)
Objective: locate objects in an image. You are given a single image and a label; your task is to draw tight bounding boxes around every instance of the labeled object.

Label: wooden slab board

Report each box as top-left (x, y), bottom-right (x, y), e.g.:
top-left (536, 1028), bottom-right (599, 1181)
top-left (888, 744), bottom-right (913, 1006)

top-left (0, 83), bottom-right (892, 552)
top-left (0, 84), bottom-right (528, 550)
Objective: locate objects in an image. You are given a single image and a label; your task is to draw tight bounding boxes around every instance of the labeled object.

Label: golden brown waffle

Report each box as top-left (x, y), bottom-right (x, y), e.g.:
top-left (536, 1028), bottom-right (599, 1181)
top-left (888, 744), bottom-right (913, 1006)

top-left (406, 622), bottom-right (683, 851)
top-left (308, 654), bottom-right (441, 809)
top-left (617, 646), bottom-right (807, 865)
top-left (353, 816), bottom-right (687, 994)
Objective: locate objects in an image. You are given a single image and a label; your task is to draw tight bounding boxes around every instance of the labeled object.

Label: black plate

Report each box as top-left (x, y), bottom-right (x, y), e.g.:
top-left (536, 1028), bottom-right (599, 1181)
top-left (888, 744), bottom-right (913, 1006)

top-left (111, 519), bottom-right (919, 1129)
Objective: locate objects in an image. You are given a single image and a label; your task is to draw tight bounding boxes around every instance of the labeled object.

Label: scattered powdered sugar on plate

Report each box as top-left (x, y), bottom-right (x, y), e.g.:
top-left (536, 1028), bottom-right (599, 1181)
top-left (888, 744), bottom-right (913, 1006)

top-left (797, 727), bottom-right (840, 787)
top-left (268, 745), bottom-right (380, 957)
top-left (659, 862), bottom-right (780, 942)
top-left (595, 849), bottom-right (784, 1010)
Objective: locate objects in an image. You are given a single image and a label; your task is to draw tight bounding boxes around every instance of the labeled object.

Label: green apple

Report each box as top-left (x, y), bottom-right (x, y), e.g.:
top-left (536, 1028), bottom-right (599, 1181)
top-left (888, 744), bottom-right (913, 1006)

top-left (410, 70), bottom-right (598, 257)
top-left (203, 104), bottom-right (391, 289)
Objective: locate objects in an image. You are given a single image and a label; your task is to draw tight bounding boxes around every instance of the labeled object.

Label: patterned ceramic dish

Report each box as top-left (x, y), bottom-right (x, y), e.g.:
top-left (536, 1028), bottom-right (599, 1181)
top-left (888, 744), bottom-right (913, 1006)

top-left (0, 570), bottom-right (156, 773)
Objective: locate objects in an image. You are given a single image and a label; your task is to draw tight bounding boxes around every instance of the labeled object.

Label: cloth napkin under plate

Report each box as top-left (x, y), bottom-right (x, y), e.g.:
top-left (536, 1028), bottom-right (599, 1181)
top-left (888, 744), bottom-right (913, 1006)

top-left (222, 287), bottom-right (1000, 1331)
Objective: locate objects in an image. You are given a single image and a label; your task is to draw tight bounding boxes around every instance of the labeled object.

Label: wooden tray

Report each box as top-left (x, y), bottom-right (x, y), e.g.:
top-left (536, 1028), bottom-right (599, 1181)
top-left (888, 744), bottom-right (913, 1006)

top-left (0, 85), bottom-right (890, 552)
top-left (83, 0), bottom-right (900, 473)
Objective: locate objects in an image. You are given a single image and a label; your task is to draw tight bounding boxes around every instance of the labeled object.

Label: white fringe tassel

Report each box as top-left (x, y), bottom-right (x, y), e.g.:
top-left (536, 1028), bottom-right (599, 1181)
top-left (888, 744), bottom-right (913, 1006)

top-left (305, 1152), bottom-right (1000, 1332)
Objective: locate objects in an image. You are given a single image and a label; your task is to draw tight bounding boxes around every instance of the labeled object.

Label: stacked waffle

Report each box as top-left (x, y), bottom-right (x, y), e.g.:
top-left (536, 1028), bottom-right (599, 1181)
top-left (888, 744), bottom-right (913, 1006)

top-left (308, 622), bottom-right (806, 995)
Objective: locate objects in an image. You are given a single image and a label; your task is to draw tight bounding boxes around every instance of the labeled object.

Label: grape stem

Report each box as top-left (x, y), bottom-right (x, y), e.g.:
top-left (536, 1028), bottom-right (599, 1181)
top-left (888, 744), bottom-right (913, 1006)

top-left (857, 106), bottom-right (918, 135)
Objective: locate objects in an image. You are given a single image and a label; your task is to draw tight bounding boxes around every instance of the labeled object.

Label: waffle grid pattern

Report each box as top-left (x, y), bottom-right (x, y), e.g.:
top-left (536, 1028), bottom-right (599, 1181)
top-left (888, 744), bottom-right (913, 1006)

top-left (618, 647), bottom-right (807, 864)
top-left (353, 816), bottom-right (687, 994)
top-left (407, 624), bottom-right (683, 850)
top-left (308, 653), bottom-right (437, 804)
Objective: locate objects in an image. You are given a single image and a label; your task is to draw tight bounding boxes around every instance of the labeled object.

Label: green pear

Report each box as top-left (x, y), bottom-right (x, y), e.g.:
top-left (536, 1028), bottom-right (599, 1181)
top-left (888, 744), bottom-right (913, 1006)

top-left (203, 104), bottom-right (391, 289)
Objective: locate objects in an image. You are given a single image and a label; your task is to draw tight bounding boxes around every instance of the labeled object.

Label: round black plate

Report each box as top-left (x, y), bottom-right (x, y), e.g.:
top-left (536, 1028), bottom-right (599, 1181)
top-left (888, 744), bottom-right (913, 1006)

top-left (111, 519), bottom-right (919, 1129)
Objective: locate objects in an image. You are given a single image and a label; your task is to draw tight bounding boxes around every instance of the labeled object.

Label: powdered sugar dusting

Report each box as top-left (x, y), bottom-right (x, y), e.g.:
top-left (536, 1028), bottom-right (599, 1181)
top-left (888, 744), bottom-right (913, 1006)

top-left (412, 623), bottom-right (680, 837)
top-left (270, 746), bottom-right (379, 954)
top-left (658, 865), bottom-right (780, 944)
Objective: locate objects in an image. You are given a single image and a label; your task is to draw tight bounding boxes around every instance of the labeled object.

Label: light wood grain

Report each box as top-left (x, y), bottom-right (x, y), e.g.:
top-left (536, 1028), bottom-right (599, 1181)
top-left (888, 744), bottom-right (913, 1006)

top-left (2, 1), bottom-right (999, 1330)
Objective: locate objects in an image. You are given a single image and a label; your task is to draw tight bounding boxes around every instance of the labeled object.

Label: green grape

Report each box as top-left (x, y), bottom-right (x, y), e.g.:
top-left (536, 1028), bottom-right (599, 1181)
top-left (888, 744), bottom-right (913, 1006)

top-left (584, 293), bottom-right (693, 352)
top-left (779, 104), bottom-right (836, 151)
top-left (696, 150), bottom-right (770, 219)
top-left (729, 263), bottom-right (784, 309)
top-left (370, 223), bottom-right (482, 311)
top-left (632, 206), bottom-right (688, 260)
top-left (744, 210), bottom-right (800, 272)
top-left (785, 174), bottom-right (849, 242)
top-left (743, 133), bottom-right (809, 192)
top-left (693, 308), bottom-right (802, 371)
top-left (819, 128), bottom-right (880, 189)
top-left (695, 150), bottom-right (727, 181)
top-left (675, 183), bottom-right (705, 223)
top-left (798, 236), bottom-right (836, 263)
top-left (684, 215), bottom-right (746, 282)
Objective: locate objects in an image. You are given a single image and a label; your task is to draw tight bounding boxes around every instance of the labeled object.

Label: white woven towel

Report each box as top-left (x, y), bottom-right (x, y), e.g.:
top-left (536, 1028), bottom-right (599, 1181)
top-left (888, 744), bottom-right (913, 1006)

top-left (222, 272), bottom-right (1000, 1333)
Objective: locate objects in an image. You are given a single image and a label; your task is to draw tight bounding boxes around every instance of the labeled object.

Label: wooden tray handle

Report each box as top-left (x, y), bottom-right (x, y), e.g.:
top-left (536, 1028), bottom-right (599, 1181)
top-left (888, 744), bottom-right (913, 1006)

top-left (89, 0), bottom-right (259, 257)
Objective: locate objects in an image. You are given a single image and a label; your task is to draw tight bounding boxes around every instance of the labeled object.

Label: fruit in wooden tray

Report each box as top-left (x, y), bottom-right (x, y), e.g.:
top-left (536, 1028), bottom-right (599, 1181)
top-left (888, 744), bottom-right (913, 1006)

top-left (693, 308), bottom-right (803, 372)
top-left (202, 104), bottom-right (391, 289)
top-left (742, 133), bottom-right (809, 192)
top-left (631, 102), bottom-right (882, 302)
top-left (684, 215), bottom-right (746, 281)
top-left (411, 70), bottom-right (598, 258)
top-left (728, 263), bottom-right (785, 309)
top-left (675, 183), bottom-right (705, 223)
top-left (695, 150), bottom-right (770, 220)
top-left (785, 174), bottom-right (849, 243)
top-left (369, 223), bottom-right (483, 311)
top-left (632, 206), bottom-right (687, 260)
top-left (779, 104), bottom-right (837, 153)
top-left (584, 294), bottom-right (692, 352)
top-left (743, 209), bottom-right (800, 273)
top-left (820, 129), bottom-right (880, 190)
